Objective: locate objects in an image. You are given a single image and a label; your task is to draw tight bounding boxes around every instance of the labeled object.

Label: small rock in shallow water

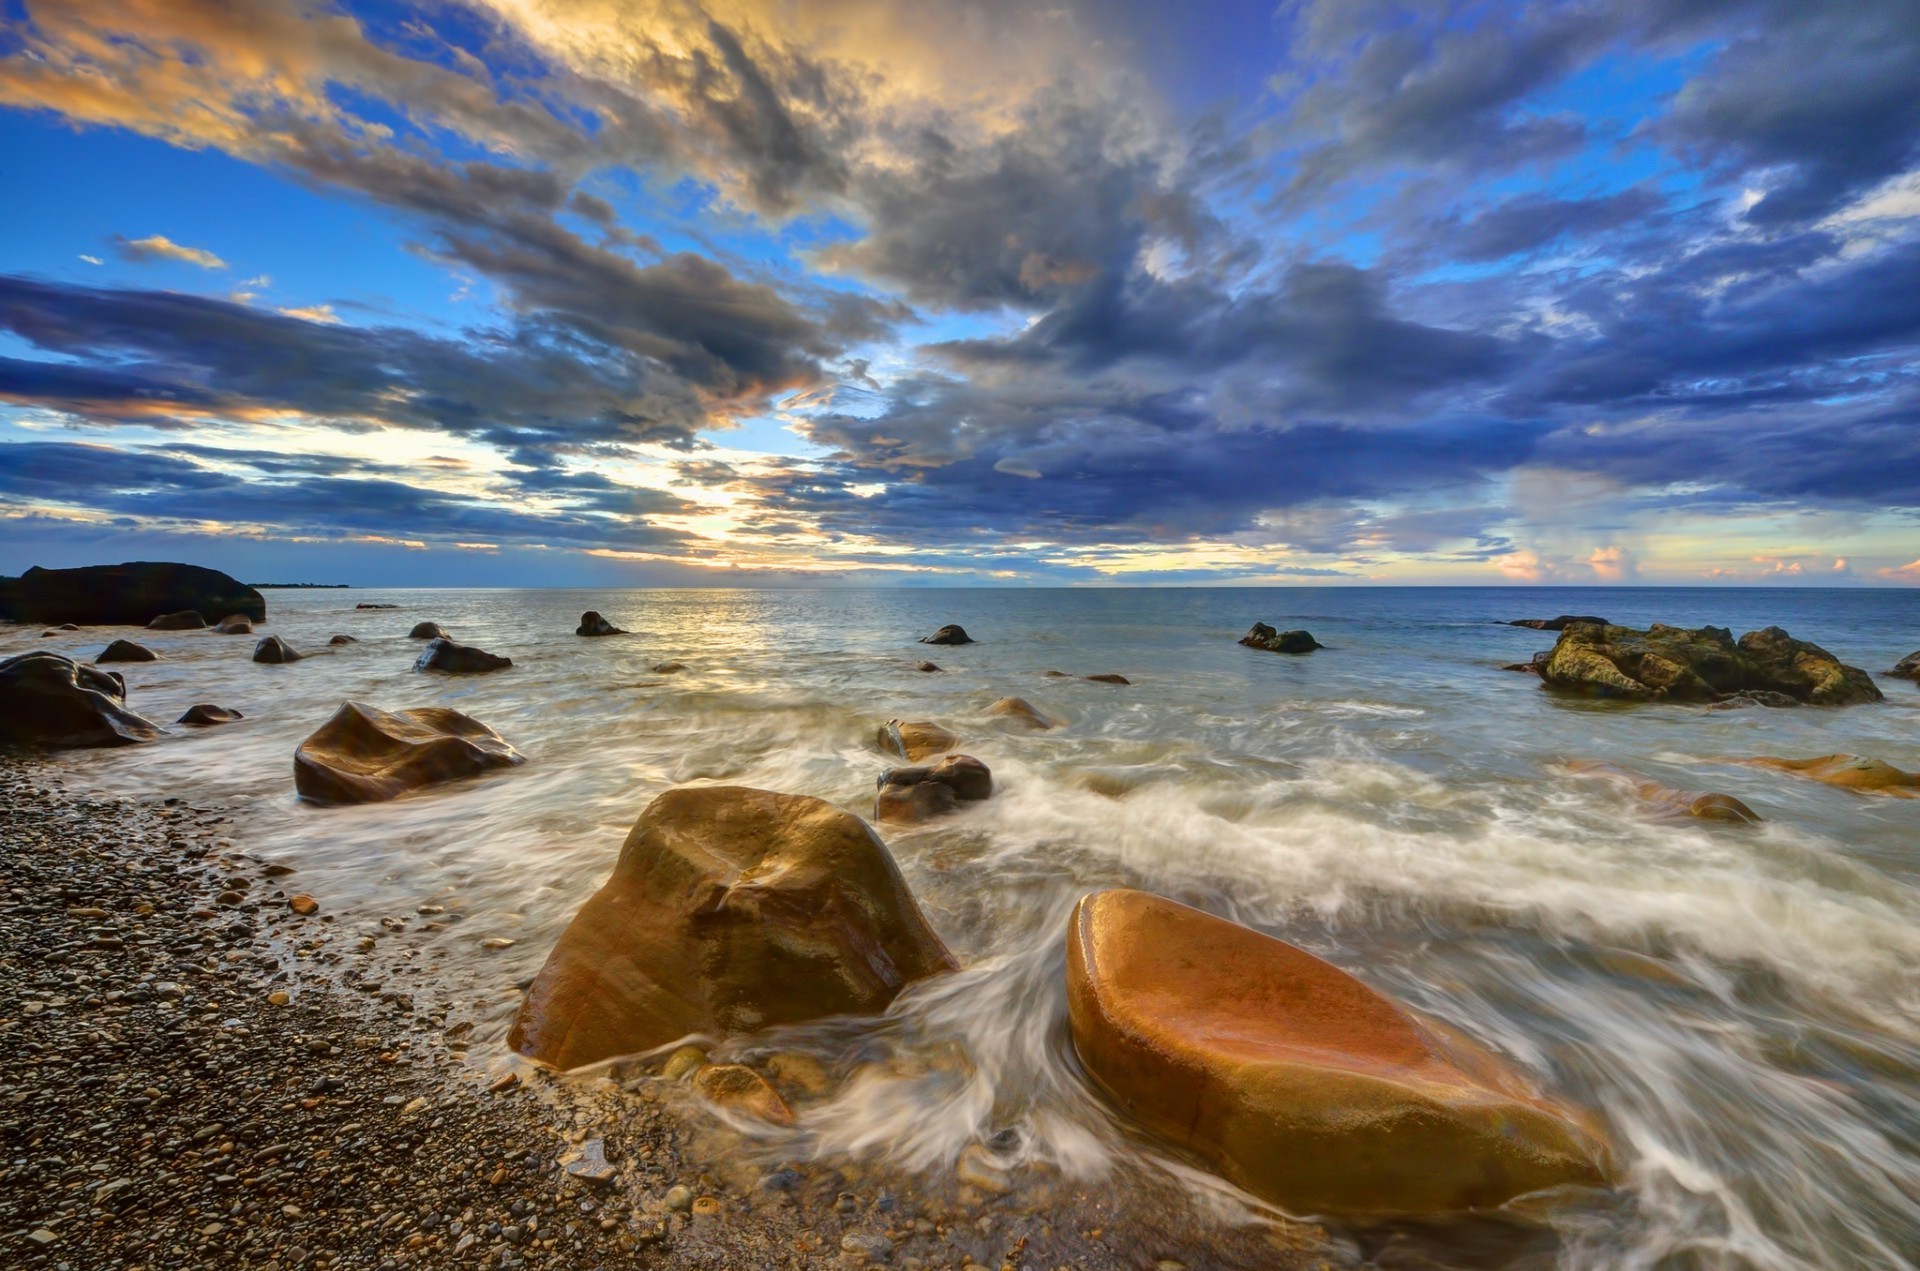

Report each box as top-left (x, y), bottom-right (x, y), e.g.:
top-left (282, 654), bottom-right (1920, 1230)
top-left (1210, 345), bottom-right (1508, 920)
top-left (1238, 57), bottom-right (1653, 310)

top-left (661, 1045), bottom-right (709, 1081)
top-left (693, 1063), bottom-right (795, 1125)
top-left (663, 1184), bottom-right (693, 1212)
top-left (288, 894), bottom-right (319, 915)
top-left (560, 1137), bottom-right (617, 1185)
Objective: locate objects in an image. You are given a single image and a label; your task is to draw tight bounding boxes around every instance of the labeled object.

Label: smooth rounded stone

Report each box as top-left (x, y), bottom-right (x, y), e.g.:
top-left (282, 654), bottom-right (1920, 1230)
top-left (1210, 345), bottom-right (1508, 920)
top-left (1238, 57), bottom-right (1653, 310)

top-left (413, 636), bottom-right (511, 673)
top-left (0, 561), bottom-right (264, 625)
top-left (663, 1185), bottom-right (693, 1213)
top-left (1565, 760), bottom-right (1760, 824)
top-left (0, 651), bottom-right (163, 749)
top-left (253, 635), bottom-right (304, 664)
top-left (1084, 673), bottom-right (1131, 685)
top-left (212, 614), bottom-right (253, 634)
top-left (914, 660), bottom-right (941, 673)
top-left (576, 611), bottom-right (627, 637)
top-left (408, 621), bottom-right (448, 640)
top-left (97, 639), bottom-right (159, 663)
top-left (1507, 615), bottom-right (1607, 631)
top-left (146, 610), bottom-right (207, 630)
top-left (876, 719), bottom-right (958, 762)
top-left (839, 1231), bottom-right (894, 1260)
top-left (1539, 623), bottom-right (1881, 705)
top-left (177, 704), bottom-right (244, 727)
top-left (986, 696), bottom-right (1055, 729)
top-left (1890, 649), bottom-right (1920, 679)
top-left (327, 634), bottom-right (358, 646)
top-left (876, 755), bottom-right (993, 826)
top-left (661, 1045), bottom-right (709, 1081)
top-left (1743, 754), bottom-right (1919, 797)
top-left (1239, 623), bottom-right (1322, 654)
top-left (919, 623), bottom-right (973, 646)
top-left (650, 661), bottom-right (686, 674)
top-left (693, 1064), bottom-right (795, 1125)
top-left (293, 701), bottom-right (526, 805)
top-left (1066, 889), bottom-right (1613, 1214)
top-left (288, 894), bottom-right (319, 915)
top-left (508, 786), bottom-right (958, 1070)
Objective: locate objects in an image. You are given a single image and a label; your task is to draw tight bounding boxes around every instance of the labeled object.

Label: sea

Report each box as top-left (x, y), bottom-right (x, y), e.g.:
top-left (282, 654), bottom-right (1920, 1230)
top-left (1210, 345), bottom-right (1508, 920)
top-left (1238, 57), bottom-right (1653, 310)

top-left (9, 585), bottom-right (1920, 1269)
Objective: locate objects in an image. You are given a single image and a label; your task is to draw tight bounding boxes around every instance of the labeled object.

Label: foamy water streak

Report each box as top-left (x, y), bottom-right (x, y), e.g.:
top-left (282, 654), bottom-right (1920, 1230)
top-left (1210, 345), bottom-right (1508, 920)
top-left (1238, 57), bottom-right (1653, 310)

top-left (11, 585), bottom-right (1920, 1268)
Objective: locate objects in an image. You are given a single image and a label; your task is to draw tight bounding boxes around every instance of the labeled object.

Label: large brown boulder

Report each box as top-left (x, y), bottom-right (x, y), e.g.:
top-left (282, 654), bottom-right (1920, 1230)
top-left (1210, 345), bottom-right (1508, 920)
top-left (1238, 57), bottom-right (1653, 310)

top-left (294, 702), bottom-right (525, 805)
top-left (987, 696), bottom-right (1056, 729)
top-left (576, 611), bottom-right (626, 637)
top-left (0, 562), bottom-right (264, 626)
top-left (876, 719), bottom-right (958, 762)
top-left (414, 636), bottom-right (511, 673)
top-left (1239, 623), bottom-right (1322, 653)
top-left (146, 610), bottom-right (207, 630)
top-left (875, 755), bottom-right (993, 825)
top-left (509, 786), bottom-right (958, 1071)
top-left (1566, 761), bottom-right (1760, 824)
top-left (408, 621), bottom-right (448, 640)
top-left (212, 614), bottom-right (253, 634)
top-left (1066, 890), bottom-right (1612, 1214)
top-left (253, 635), bottom-right (304, 664)
top-left (97, 639), bottom-right (158, 663)
top-left (1743, 754), bottom-right (1919, 797)
top-left (0, 652), bottom-right (163, 749)
top-left (1540, 623), bottom-right (1881, 705)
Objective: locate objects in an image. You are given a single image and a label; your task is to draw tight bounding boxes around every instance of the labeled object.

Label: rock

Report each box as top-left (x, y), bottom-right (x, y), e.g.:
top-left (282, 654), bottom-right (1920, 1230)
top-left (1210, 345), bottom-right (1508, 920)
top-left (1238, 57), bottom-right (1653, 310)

top-left (97, 639), bottom-right (159, 663)
top-left (576, 611), bottom-right (626, 637)
top-left (1501, 650), bottom-right (1552, 675)
top-left (650, 661), bottom-right (686, 674)
top-left (293, 701), bottom-right (526, 805)
top-left (288, 895), bottom-right (319, 915)
top-left (914, 661), bottom-right (941, 673)
top-left (663, 1184), bottom-right (693, 1213)
top-left (1044, 669), bottom-right (1070, 677)
top-left (212, 614), bottom-right (253, 634)
top-left (560, 1137), bottom-right (617, 1185)
top-left (1706, 690), bottom-right (1799, 710)
top-left (1507, 616), bottom-right (1607, 631)
top-left (953, 1144), bottom-right (1013, 1195)
top-left (327, 634), bottom-right (358, 646)
top-left (1890, 650), bottom-right (1920, 679)
top-left (1539, 623), bottom-right (1881, 705)
top-left (876, 719), bottom-right (958, 762)
top-left (839, 1231), bottom-right (894, 1260)
top-left (146, 610), bottom-right (207, 630)
top-left (408, 622), bottom-right (448, 640)
top-left (1743, 754), bottom-right (1919, 797)
top-left (177, 704), bottom-right (243, 726)
top-left (1065, 889), bottom-right (1612, 1213)
top-left (693, 1064), bottom-right (795, 1125)
top-left (488, 1072), bottom-right (520, 1093)
top-left (1565, 761), bottom-right (1761, 824)
top-left (0, 652), bottom-right (163, 749)
top-left (0, 561), bottom-right (264, 626)
top-left (253, 635), bottom-right (304, 664)
top-left (875, 756), bottom-right (993, 826)
top-left (414, 636), bottom-right (511, 674)
top-left (1084, 673), bottom-right (1131, 685)
top-left (509, 786), bottom-right (958, 1069)
top-left (661, 1045), bottom-right (709, 1081)
top-left (356, 602), bottom-right (398, 609)
top-left (986, 697), bottom-right (1055, 729)
top-left (919, 624), bottom-right (973, 646)
top-left (1239, 623), bottom-right (1322, 654)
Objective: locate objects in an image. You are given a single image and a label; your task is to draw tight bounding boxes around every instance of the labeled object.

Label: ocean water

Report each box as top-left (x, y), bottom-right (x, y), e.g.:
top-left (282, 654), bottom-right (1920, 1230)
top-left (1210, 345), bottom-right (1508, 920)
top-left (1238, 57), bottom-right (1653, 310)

top-left (10, 585), bottom-right (1920, 1268)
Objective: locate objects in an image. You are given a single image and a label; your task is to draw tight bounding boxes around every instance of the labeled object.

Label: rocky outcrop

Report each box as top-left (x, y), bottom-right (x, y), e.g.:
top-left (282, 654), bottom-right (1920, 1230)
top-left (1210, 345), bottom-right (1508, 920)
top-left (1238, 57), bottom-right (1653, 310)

top-left (1887, 650), bottom-right (1919, 679)
top-left (178, 704), bottom-right (244, 727)
top-left (213, 615), bottom-right (254, 634)
top-left (1239, 623), bottom-right (1322, 654)
top-left (146, 610), bottom-right (206, 630)
top-left (355, 603), bottom-right (398, 609)
top-left (875, 755), bottom-right (993, 825)
top-left (253, 635), bottom-right (304, 664)
top-left (576, 611), bottom-right (627, 637)
top-left (987, 697), bottom-right (1055, 729)
top-left (1507, 616), bottom-right (1607, 631)
top-left (877, 719), bottom-right (958, 762)
top-left (408, 622), bottom-right (448, 640)
top-left (414, 636), bottom-right (511, 673)
top-left (919, 624), bottom-right (973, 646)
top-left (0, 562), bottom-right (264, 626)
top-left (1743, 754), bottom-right (1919, 797)
top-left (327, 634), bottom-right (357, 646)
top-left (0, 652), bottom-right (163, 749)
top-left (98, 639), bottom-right (158, 663)
top-left (1540, 623), bottom-right (1881, 705)
top-left (1066, 889), bottom-right (1612, 1214)
top-left (293, 702), bottom-right (525, 805)
top-left (509, 786), bottom-right (958, 1070)
top-left (1566, 761), bottom-right (1760, 824)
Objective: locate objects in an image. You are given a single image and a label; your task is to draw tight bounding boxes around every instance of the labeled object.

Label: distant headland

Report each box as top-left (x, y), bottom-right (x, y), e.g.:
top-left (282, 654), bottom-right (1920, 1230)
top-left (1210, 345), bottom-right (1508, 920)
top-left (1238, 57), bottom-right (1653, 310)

top-left (247, 583), bottom-right (352, 589)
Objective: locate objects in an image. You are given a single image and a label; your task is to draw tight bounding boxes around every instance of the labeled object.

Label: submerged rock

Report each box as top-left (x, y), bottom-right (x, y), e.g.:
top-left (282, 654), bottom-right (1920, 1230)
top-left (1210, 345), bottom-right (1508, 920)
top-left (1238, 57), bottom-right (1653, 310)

top-left (0, 561), bottom-right (264, 626)
top-left (919, 624), bottom-right (973, 646)
top-left (875, 755), bottom-right (993, 825)
top-left (1507, 615), bottom-right (1607, 631)
top-left (693, 1064), bottom-right (795, 1126)
top-left (414, 636), bottom-right (511, 673)
top-left (355, 602), bottom-right (399, 609)
top-left (1084, 673), bottom-right (1131, 685)
top-left (877, 719), bottom-right (959, 762)
top-left (146, 610), bottom-right (206, 630)
top-left (327, 634), bottom-right (357, 646)
top-left (1743, 754), bottom-right (1919, 797)
top-left (253, 635), bottom-right (304, 664)
top-left (1066, 889), bottom-right (1612, 1214)
top-left (1540, 623), bottom-right (1881, 705)
top-left (177, 704), bottom-right (244, 727)
top-left (1566, 760), bottom-right (1760, 824)
top-left (0, 651), bottom-right (163, 749)
top-left (294, 701), bottom-right (525, 805)
top-left (1888, 649), bottom-right (1920, 679)
top-left (408, 621), bottom-right (448, 640)
top-left (576, 610), bottom-right (626, 637)
top-left (212, 614), bottom-right (254, 634)
top-left (914, 660), bottom-right (942, 673)
top-left (987, 696), bottom-right (1056, 729)
top-left (650, 661), bottom-right (686, 674)
top-left (1501, 650), bottom-right (1552, 675)
top-left (97, 639), bottom-right (158, 664)
top-left (1239, 623), bottom-right (1322, 654)
top-left (508, 786), bottom-right (957, 1070)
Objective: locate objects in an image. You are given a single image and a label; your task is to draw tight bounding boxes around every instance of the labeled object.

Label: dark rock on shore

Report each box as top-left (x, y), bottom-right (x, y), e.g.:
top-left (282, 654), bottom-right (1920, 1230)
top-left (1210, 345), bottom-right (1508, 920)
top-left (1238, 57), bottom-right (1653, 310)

top-left (1540, 623), bottom-right (1882, 704)
top-left (415, 636), bottom-right (511, 673)
top-left (1508, 615), bottom-right (1607, 631)
top-left (253, 635), bottom-right (304, 664)
top-left (98, 639), bottom-right (159, 663)
top-left (0, 651), bottom-right (162, 748)
top-left (177, 704), bottom-right (244, 726)
top-left (1890, 649), bottom-right (1920, 679)
top-left (146, 610), bottom-right (207, 630)
top-left (294, 702), bottom-right (524, 804)
top-left (510, 786), bottom-right (959, 1070)
top-left (1239, 623), bottom-right (1322, 654)
top-left (0, 561), bottom-right (265, 626)
top-left (576, 611), bottom-right (627, 637)
top-left (919, 624), bottom-right (973, 645)
top-left (876, 755), bottom-right (994, 826)
top-left (409, 621), bottom-right (448, 640)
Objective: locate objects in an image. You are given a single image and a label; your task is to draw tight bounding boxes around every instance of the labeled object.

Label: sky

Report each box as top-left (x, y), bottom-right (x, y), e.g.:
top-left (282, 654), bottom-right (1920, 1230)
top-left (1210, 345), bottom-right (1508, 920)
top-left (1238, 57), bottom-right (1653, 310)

top-left (1, 0), bottom-right (1917, 587)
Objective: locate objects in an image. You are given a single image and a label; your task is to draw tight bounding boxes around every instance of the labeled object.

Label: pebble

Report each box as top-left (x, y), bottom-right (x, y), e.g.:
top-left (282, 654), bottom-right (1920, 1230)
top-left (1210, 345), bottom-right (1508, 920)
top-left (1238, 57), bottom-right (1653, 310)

top-left (267, 989), bottom-right (291, 1006)
top-left (660, 1044), bottom-right (708, 1081)
top-left (288, 894), bottom-right (319, 915)
top-left (841, 1231), bottom-right (895, 1259)
top-left (663, 1184), bottom-right (693, 1212)
top-left (488, 1071), bottom-right (521, 1093)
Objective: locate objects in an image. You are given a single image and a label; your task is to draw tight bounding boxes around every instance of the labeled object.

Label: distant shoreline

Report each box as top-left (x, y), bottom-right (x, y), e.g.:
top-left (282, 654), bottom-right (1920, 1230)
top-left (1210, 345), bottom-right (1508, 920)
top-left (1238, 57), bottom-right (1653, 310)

top-left (247, 583), bottom-right (351, 589)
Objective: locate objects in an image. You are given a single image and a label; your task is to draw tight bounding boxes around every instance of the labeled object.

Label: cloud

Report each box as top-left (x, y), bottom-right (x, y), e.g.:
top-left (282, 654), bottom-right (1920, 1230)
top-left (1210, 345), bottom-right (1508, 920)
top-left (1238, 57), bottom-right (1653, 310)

top-left (1875, 558), bottom-right (1920, 583)
top-left (112, 234), bottom-right (227, 269)
top-left (276, 303), bottom-right (339, 323)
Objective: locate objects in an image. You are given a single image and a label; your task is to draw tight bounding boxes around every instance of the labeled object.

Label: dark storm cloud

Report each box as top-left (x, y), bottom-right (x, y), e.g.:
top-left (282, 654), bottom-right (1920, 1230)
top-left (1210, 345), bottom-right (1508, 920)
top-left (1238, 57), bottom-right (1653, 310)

top-left (1438, 189), bottom-right (1668, 262)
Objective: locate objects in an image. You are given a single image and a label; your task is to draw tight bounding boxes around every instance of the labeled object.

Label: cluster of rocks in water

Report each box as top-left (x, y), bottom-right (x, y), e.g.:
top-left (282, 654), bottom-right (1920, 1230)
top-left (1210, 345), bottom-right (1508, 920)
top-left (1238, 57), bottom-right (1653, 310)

top-left (1533, 621), bottom-right (1883, 705)
top-left (1238, 623), bottom-right (1322, 654)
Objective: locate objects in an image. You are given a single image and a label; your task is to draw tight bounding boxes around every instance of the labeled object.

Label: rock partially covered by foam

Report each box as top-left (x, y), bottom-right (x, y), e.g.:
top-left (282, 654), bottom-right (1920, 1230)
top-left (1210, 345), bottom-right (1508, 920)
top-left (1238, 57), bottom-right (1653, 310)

top-left (877, 719), bottom-right (958, 762)
top-left (986, 696), bottom-right (1056, 729)
top-left (1744, 754), bottom-right (1919, 797)
top-left (509, 786), bottom-right (957, 1070)
top-left (0, 651), bottom-right (163, 749)
top-left (294, 702), bottom-right (524, 805)
top-left (1066, 889), bottom-right (1613, 1214)
top-left (1566, 760), bottom-right (1760, 824)
top-left (1239, 623), bottom-right (1322, 654)
top-left (875, 755), bottom-right (993, 825)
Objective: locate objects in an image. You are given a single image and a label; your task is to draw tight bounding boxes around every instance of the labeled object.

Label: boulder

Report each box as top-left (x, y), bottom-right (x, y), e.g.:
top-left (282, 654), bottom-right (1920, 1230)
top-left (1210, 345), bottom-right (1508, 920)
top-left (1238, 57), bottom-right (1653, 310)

top-left (875, 755), bottom-right (993, 825)
top-left (1507, 616), bottom-right (1607, 631)
top-left (1890, 649), bottom-right (1920, 679)
top-left (919, 624), bottom-right (973, 646)
top-left (1743, 754), bottom-right (1919, 797)
top-left (178, 704), bottom-right (244, 727)
top-left (327, 634), bottom-right (358, 646)
top-left (1565, 761), bottom-right (1760, 824)
top-left (213, 614), bottom-right (254, 634)
top-left (293, 702), bottom-right (525, 805)
top-left (914, 661), bottom-right (942, 673)
top-left (1501, 650), bottom-right (1552, 675)
top-left (408, 621), bottom-right (448, 640)
top-left (1539, 623), bottom-right (1881, 705)
top-left (987, 696), bottom-right (1055, 729)
top-left (576, 611), bottom-right (626, 637)
top-left (0, 652), bottom-right (163, 749)
top-left (146, 610), bottom-right (207, 631)
top-left (253, 635), bottom-right (304, 664)
top-left (508, 786), bottom-right (958, 1070)
top-left (98, 639), bottom-right (158, 663)
top-left (355, 603), bottom-right (399, 609)
top-left (877, 719), bottom-right (958, 762)
top-left (1239, 623), bottom-right (1322, 654)
top-left (0, 562), bottom-right (264, 626)
top-left (414, 636), bottom-right (511, 673)
top-left (1066, 889), bottom-right (1612, 1214)
top-left (1084, 673), bottom-right (1130, 685)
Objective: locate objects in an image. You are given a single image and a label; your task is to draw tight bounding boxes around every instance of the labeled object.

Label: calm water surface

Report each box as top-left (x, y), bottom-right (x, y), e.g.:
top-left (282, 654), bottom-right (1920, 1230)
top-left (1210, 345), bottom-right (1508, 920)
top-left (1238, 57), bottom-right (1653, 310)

top-left (11, 586), bottom-right (1920, 1269)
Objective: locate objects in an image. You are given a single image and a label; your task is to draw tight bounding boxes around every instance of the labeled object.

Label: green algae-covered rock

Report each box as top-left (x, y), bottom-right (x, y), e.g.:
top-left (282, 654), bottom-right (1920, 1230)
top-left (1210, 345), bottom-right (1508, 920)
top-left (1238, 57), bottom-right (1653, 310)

top-left (1539, 623), bottom-right (1880, 705)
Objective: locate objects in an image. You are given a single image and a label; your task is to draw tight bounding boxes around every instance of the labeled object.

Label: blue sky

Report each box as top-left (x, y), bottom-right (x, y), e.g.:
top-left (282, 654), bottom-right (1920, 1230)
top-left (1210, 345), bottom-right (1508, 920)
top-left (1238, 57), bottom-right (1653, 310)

top-left (1, 0), bottom-right (1917, 586)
